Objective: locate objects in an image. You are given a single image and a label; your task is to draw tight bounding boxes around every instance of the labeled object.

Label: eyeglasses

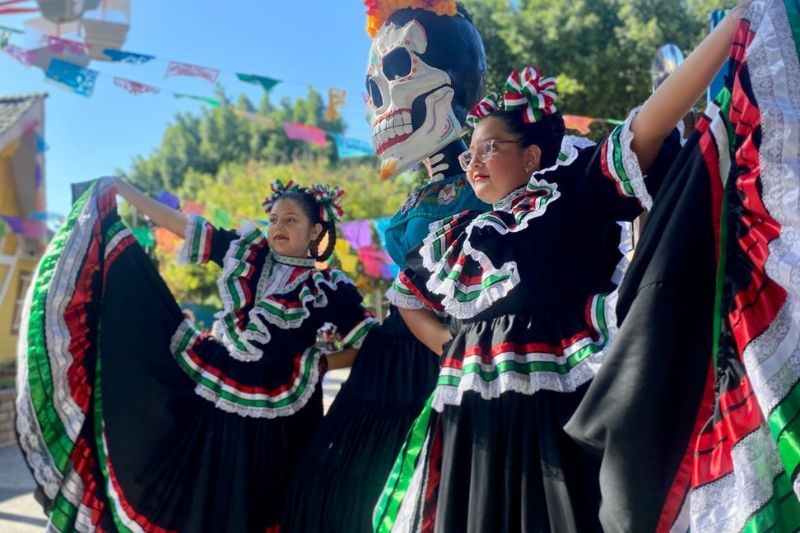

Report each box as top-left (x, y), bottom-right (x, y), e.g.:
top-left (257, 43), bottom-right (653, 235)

top-left (458, 139), bottom-right (521, 171)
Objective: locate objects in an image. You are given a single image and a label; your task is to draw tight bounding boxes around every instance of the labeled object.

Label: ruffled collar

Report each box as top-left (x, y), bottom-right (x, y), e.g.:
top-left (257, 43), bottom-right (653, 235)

top-left (492, 185), bottom-right (527, 210)
top-left (272, 252), bottom-right (316, 268)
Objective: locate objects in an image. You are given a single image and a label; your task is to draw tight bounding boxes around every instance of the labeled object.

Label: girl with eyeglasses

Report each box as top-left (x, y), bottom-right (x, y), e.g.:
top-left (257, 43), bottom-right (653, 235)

top-left (375, 2), bottom-right (769, 531)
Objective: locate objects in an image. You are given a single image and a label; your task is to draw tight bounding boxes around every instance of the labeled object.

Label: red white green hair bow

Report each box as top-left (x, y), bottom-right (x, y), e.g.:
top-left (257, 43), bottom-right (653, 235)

top-left (466, 92), bottom-right (501, 128)
top-left (262, 179), bottom-right (302, 214)
top-left (504, 66), bottom-right (558, 123)
top-left (309, 184), bottom-right (345, 223)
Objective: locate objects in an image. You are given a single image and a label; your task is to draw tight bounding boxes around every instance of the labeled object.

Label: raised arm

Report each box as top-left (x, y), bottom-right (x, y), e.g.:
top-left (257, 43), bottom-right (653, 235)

top-left (631, 1), bottom-right (751, 171)
top-left (112, 177), bottom-right (188, 237)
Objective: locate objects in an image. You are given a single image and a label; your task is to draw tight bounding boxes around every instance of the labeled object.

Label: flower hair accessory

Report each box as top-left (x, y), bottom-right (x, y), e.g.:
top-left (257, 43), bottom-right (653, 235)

top-left (503, 66), bottom-right (558, 124)
top-left (364, 0), bottom-right (458, 38)
top-left (466, 92), bottom-right (501, 128)
top-left (309, 184), bottom-right (345, 223)
top-left (262, 179), bottom-right (301, 214)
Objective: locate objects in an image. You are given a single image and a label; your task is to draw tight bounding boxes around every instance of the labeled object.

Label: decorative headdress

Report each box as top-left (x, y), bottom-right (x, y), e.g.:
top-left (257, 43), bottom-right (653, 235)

top-left (262, 179), bottom-right (345, 224)
top-left (364, 0), bottom-right (458, 38)
top-left (309, 184), bottom-right (345, 223)
top-left (466, 66), bottom-right (559, 127)
top-left (262, 179), bottom-right (301, 213)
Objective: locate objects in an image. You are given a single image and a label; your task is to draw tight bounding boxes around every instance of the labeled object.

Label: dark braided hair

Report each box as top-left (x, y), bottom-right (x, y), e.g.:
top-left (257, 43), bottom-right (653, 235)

top-left (485, 110), bottom-right (566, 169)
top-left (271, 189), bottom-right (337, 263)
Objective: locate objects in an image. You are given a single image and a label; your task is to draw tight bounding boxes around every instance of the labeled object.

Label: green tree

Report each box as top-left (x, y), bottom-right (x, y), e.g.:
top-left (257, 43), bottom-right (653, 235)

top-left (120, 87), bottom-right (347, 194)
top-left (152, 160), bottom-right (409, 307)
top-left (463, 0), bottom-right (738, 120)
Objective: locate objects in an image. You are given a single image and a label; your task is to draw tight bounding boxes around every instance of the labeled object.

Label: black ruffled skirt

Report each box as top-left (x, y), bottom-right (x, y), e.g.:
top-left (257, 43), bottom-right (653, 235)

top-left (16, 181), bottom-right (324, 532)
top-left (281, 311), bottom-right (440, 532)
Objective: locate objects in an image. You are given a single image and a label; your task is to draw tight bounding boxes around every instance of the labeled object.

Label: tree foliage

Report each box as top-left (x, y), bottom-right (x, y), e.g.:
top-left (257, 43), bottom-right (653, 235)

top-left (464, 0), bottom-right (738, 119)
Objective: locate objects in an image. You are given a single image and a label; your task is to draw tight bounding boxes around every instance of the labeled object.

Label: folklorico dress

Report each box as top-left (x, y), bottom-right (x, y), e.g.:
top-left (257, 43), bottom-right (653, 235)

top-left (15, 178), bottom-right (376, 532)
top-left (376, 127), bottom-right (681, 532)
top-left (282, 172), bottom-right (487, 532)
top-left (567, 1), bottom-right (800, 531)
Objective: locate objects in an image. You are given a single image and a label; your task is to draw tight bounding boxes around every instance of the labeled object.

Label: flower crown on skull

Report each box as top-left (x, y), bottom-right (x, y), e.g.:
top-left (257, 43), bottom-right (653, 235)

top-left (364, 0), bottom-right (458, 38)
top-left (263, 180), bottom-right (345, 223)
top-left (466, 66), bottom-right (559, 128)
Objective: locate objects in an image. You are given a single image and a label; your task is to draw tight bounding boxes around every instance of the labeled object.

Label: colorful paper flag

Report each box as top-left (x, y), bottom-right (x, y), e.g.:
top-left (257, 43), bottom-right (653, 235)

top-left (1, 216), bottom-right (23, 235)
top-left (0, 24), bottom-right (24, 35)
top-left (334, 240), bottom-right (359, 273)
top-left (236, 73), bottom-right (280, 92)
top-left (156, 190), bottom-right (180, 210)
top-left (563, 115), bottom-right (594, 135)
top-left (174, 93), bottom-right (220, 107)
top-left (373, 217), bottom-right (391, 250)
top-left (103, 48), bottom-right (155, 64)
top-left (131, 226), bottom-right (156, 247)
top-left (114, 77), bottom-right (160, 95)
top-left (22, 119), bottom-right (39, 135)
top-left (283, 122), bottom-right (328, 147)
top-left (358, 246), bottom-right (390, 277)
top-left (380, 263), bottom-right (399, 280)
top-left (155, 227), bottom-right (179, 254)
top-left (35, 134), bottom-right (47, 153)
top-left (333, 135), bottom-right (375, 159)
top-left (165, 61), bottom-right (220, 83)
top-left (21, 219), bottom-right (45, 238)
top-left (45, 58), bottom-right (98, 97)
top-left (326, 88), bottom-right (347, 122)
top-left (340, 220), bottom-right (372, 250)
top-left (210, 207), bottom-right (233, 228)
top-left (181, 200), bottom-right (205, 216)
top-left (42, 35), bottom-right (87, 57)
top-left (28, 211), bottom-right (63, 222)
top-left (3, 44), bottom-right (35, 66)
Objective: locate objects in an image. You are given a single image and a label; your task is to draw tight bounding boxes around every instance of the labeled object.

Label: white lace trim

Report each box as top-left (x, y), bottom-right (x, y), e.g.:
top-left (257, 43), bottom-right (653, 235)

top-left (386, 284), bottom-right (427, 310)
top-left (611, 221), bottom-right (634, 287)
top-left (689, 426), bottom-right (785, 533)
top-left (214, 219), bottom-right (357, 361)
top-left (340, 316), bottom-right (378, 350)
top-left (391, 431), bottom-right (431, 533)
top-left (418, 179), bottom-right (562, 320)
top-left (177, 213), bottom-right (208, 265)
top-left (171, 320), bottom-right (325, 418)
top-left (100, 432), bottom-right (146, 533)
top-left (432, 291), bottom-right (619, 411)
top-left (741, 0), bottom-right (800, 502)
top-left (611, 107), bottom-right (653, 210)
top-left (414, 137), bottom-right (597, 319)
top-left (16, 179), bottom-right (115, 502)
top-left (192, 349), bottom-right (324, 419)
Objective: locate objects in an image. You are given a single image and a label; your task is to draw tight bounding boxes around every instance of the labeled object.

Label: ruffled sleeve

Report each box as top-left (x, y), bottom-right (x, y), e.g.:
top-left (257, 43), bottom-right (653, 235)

top-left (177, 213), bottom-right (241, 267)
top-left (322, 271), bottom-right (378, 350)
top-left (588, 109), bottom-right (682, 220)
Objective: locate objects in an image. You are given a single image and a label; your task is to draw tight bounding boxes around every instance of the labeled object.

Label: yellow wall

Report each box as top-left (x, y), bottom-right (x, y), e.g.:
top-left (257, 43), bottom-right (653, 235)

top-left (0, 140), bottom-right (31, 365)
top-left (0, 255), bottom-right (36, 365)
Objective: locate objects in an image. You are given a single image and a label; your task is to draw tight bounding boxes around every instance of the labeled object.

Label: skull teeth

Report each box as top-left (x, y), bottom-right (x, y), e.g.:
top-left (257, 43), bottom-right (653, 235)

top-left (372, 109), bottom-right (413, 138)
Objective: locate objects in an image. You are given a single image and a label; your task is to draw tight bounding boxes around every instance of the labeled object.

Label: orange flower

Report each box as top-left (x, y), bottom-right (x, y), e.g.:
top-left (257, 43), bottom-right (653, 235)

top-left (365, 0), bottom-right (457, 38)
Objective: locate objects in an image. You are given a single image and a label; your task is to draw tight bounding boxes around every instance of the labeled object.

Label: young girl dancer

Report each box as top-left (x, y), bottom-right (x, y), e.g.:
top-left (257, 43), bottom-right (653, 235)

top-left (16, 177), bottom-right (375, 532)
top-left (377, 3), bottom-right (753, 530)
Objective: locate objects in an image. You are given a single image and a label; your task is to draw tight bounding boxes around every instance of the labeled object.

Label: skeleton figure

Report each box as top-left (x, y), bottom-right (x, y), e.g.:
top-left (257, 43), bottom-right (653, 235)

top-left (365, 6), bottom-right (486, 179)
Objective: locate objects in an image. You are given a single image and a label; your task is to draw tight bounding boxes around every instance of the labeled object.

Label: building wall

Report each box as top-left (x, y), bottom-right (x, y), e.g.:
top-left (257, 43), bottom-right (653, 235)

top-left (0, 232), bottom-right (31, 365)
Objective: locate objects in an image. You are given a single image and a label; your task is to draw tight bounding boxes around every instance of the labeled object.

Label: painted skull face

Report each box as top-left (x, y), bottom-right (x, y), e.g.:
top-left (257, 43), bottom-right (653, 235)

top-left (366, 20), bottom-right (462, 179)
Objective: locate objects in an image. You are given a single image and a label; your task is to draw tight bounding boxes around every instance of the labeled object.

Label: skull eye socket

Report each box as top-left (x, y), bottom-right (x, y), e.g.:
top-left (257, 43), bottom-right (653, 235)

top-left (382, 47), bottom-right (412, 81)
top-left (366, 77), bottom-right (383, 108)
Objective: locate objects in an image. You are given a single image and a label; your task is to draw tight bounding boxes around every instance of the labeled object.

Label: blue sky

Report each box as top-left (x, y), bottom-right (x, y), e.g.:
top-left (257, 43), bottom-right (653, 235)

top-left (0, 1), bottom-right (374, 216)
